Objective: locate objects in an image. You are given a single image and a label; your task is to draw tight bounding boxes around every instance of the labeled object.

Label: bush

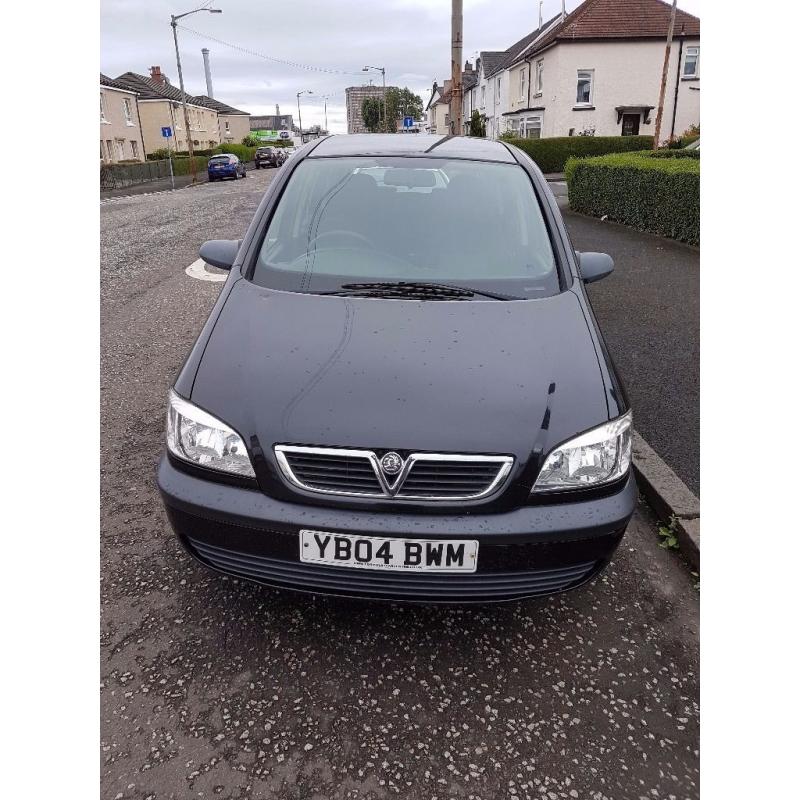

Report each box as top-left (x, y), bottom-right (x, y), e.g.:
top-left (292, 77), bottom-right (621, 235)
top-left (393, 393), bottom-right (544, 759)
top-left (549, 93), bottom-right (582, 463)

top-left (647, 149), bottom-right (700, 159)
top-left (565, 151), bottom-right (699, 245)
top-left (212, 143), bottom-right (257, 161)
top-left (170, 156), bottom-right (210, 176)
top-left (241, 134), bottom-right (261, 147)
top-left (506, 135), bottom-right (654, 173)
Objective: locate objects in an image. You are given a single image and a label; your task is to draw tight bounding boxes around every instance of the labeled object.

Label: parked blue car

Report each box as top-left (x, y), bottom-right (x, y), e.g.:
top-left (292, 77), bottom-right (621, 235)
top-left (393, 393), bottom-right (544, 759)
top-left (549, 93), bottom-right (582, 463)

top-left (207, 154), bottom-right (247, 182)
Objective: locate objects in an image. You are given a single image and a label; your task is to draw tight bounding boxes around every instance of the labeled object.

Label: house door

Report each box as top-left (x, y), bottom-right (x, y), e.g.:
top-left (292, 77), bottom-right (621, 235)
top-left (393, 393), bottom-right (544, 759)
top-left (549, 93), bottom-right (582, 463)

top-left (622, 113), bottom-right (640, 136)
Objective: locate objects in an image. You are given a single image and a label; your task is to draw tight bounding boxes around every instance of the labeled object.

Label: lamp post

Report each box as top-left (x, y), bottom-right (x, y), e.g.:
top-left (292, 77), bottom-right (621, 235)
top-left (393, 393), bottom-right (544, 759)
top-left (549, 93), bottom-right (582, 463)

top-left (296, 90), bottom-right (313, 142)
top-left (363, 66), bottom-right (386, 131)
top-left (170, 5), bottom-right (222, 183)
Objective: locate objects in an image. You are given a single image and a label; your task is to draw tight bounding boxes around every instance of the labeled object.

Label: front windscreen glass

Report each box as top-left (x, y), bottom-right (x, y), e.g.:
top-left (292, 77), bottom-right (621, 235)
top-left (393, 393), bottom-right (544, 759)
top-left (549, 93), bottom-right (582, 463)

top-left (251, 156), bottom-right (561, 298)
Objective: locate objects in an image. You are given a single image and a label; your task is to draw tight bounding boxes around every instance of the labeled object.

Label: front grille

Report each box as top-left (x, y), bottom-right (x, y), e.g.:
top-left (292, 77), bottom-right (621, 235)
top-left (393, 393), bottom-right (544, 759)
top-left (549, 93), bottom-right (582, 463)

top-left (186, 536), bottom-right (598, 602)
top-left (281, 450), bottom-right (383, 495)
top-left (400, 459), bottom-right (505, 498)
top-left (274, 445), bottom-right (513, 501)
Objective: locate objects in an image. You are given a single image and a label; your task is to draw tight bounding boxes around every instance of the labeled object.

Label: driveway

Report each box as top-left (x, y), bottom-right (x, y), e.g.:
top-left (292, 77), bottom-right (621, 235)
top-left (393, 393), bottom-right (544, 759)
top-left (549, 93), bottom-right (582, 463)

top-left (101, 170), bottom-right (699, 799)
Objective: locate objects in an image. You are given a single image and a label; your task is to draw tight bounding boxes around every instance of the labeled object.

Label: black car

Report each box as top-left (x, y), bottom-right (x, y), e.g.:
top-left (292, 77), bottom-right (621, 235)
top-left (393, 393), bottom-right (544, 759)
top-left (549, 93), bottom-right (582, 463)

top-left (207, 154), bottom-right (246, 181)
top-left (254, 146), bottom-right (285, 169)
top-left (159, 134), bottom-right (636, 603)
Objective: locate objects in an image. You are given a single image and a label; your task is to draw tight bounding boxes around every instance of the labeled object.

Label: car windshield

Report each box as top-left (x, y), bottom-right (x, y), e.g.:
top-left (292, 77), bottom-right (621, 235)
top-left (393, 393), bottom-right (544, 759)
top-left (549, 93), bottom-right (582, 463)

top-left (209, 156), bottom-right (230, 164)
top-left (252, 156), bottom-right (561, 298)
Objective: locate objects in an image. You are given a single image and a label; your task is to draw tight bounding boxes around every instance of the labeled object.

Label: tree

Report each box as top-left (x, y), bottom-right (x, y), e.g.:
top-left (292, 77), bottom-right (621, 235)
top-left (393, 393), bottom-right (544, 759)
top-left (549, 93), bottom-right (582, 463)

top-left (385, 87), bottom-right (423, 130)
top-left (468, 109), bottom-right (486, 137)
top-left (361, 97), bottom-right (382, 132)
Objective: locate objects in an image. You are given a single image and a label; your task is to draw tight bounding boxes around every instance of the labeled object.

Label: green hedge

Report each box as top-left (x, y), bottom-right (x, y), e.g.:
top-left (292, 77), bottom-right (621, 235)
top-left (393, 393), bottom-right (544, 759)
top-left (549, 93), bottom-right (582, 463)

top-left (170, 156), bottom-right (210, 176)
top-left (507, 135), bottom-right (654, 173)
top-left (565, 151), bottom-right (699, 245)
top-left (212, 143), bottom-right (257, 161)
top-left (646, 148), bottom-right (700, 159)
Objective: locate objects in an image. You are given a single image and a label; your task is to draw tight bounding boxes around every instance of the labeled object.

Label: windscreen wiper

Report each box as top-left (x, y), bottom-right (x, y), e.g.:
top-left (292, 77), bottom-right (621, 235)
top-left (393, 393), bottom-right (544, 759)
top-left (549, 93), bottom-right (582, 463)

top-left (318, 281), bottom-right (519, 300)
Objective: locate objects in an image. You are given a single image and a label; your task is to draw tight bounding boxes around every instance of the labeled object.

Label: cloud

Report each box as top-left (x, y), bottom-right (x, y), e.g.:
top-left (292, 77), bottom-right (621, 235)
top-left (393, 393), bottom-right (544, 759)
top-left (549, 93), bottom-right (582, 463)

top-left (101, 0), bottom-right (702, 133)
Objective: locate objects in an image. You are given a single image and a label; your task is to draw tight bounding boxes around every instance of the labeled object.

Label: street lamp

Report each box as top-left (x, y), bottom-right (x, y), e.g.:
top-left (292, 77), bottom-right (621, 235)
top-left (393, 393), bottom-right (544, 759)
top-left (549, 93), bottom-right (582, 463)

top-left (296, 90), bottom-right (313, 141)
top-left (363, 66), bottom-right (386, 131)
top-left (170, 5), bottom-right (223, 182)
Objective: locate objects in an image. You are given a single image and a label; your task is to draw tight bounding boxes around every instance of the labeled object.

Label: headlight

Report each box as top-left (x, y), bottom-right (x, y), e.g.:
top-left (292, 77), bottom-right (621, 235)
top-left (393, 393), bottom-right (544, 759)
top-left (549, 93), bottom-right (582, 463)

top-left (166, 390), bottom-right (255, 477)
top-left (532, 411), bottom-right (632, 493)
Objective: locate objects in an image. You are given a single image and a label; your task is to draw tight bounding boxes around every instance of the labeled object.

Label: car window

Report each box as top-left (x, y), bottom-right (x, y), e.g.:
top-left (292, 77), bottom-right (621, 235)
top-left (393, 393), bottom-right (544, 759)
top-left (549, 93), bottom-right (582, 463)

top-left (252, 157), bottom-right (560, 298)
top-left (208, 156), bottom-right (230, 164)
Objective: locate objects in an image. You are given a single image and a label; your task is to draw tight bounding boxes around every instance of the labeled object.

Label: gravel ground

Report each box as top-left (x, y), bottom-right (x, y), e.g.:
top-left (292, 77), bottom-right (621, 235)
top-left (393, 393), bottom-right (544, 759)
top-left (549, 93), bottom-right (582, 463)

top-left (101, 167), bottom-right (699, 800)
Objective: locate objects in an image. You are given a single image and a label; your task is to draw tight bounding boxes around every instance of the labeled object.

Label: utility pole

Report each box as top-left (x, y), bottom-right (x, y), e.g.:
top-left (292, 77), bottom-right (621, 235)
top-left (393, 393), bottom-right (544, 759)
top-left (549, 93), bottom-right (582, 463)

top-left (450, 0), bottom-right (463, 135)
top-left (297, 90), bottom-right (312, 141)
top-left (652, 0), bottom-right (677, 149)
top-left (170, 6), bottom-right (222, 183)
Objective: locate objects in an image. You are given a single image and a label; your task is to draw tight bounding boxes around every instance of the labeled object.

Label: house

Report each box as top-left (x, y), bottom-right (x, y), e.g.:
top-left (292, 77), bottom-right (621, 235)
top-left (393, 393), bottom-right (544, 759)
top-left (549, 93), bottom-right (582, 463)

top-left (114, 67), bottom-right (224, 154)
top-left (193, 96), bottom-right (251, 145)
top-left (460, 63), bottom-right (479, 134)
top-left (100, 74), bottom-right (146, 163)
top-left (468, 0), bottom-right (700, 141)
top-left (425, 80), bottom-right (451, 135)
top-left (472, 51), bottom-right (507, 139)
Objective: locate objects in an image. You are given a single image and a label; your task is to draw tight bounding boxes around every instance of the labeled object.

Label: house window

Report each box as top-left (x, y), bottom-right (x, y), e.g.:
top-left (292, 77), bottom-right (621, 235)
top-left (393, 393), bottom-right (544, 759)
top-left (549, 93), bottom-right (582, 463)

top-left (496, 76), bottom-right (501, 100)
top-left (576, 70), bottom-right (594, 105)
top-left (683, 46), bottom-right (699, 77)
top-left (115, 139), bottom-right (125, 160)
top-left (100, 92), bottom-right (107, 122)
top-left (481, 85), bottom-right (486, 107)
top-left (524, 115), bottom-right (542, 139)
top-left (123, 97), bottom-right (133, 124)
top-left (130, 140), bottom-right (140, 159)
top-left (535, 59), bottom-right (544, 94)
top-left (519, 68), bottom-right (526, 100)
top-left (225, 120), bottom-right (230, 132)
top-left (100, 141), bottom-right (106, 161)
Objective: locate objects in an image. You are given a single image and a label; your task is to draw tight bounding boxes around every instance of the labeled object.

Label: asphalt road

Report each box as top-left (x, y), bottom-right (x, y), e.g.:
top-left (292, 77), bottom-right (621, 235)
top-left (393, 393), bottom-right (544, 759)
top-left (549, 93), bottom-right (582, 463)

top-left (550, 181), bottom-right (699, 495)
top-left (101, 168), bottom-right (699, 800)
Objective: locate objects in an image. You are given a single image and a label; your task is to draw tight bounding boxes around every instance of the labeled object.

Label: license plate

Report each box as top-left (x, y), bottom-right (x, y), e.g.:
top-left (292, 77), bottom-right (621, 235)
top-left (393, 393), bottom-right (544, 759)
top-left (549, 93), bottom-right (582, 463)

top-left (299, 530), bottom-right (478, 573)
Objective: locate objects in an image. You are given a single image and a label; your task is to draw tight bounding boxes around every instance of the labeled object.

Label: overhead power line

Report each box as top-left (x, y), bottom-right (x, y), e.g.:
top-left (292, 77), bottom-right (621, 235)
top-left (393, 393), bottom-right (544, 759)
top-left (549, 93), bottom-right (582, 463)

top-left (176, 23), bottom-right (366, 77)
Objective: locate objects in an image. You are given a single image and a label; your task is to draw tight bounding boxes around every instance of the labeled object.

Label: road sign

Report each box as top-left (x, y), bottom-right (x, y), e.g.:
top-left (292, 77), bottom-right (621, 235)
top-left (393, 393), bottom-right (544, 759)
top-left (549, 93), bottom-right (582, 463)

top-left (403, 116), bottom-right (414, 129)
top-left (161, 126), bottom-right (173, 138)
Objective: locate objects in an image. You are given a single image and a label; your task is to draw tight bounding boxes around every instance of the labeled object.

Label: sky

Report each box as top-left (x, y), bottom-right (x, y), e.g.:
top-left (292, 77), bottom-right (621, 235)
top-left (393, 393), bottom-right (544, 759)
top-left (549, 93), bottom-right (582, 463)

top-left (100, 0), bottom-right (701, 135)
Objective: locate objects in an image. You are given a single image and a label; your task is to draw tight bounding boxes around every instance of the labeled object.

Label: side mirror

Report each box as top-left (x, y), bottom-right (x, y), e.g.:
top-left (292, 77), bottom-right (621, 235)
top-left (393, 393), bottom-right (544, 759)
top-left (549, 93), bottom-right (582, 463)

top-left (199, 239), bottom-right (240, 271)
top-left (577, 251), bottom-right (614, 283)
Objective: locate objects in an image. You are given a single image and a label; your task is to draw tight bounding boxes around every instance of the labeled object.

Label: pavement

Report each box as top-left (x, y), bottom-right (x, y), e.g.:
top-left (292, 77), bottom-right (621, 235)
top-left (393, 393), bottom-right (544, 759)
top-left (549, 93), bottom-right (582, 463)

top-left (100, 161), bottom-right (264, 200)
top-left (547, 179), bottom-right (699, 496)
top-left (101, 169), bottom-right (699, 800)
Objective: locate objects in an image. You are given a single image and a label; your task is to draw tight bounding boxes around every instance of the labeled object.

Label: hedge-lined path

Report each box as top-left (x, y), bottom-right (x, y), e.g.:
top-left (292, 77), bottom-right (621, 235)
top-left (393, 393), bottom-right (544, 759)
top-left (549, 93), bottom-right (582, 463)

top-left (563, 207), bottom-right (699, 495)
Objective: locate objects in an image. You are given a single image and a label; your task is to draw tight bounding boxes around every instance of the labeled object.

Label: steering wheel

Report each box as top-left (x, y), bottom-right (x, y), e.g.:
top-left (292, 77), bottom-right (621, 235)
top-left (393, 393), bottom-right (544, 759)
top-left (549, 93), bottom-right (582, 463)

top-left (308, 229), bottom-right (373, 249)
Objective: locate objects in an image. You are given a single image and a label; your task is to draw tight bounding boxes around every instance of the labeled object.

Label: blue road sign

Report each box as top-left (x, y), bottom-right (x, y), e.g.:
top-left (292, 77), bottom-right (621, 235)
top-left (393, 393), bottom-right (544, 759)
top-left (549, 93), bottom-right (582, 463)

top-left (403, 116), bottom-right (413, 128)
top-left (161, 126), bottom-right (173, 138)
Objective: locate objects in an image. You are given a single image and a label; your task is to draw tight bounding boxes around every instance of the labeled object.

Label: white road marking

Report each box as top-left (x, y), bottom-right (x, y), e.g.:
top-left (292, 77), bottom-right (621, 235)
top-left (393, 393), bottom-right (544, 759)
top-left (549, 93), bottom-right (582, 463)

top-left (185, 259), bottom-right (227, 282)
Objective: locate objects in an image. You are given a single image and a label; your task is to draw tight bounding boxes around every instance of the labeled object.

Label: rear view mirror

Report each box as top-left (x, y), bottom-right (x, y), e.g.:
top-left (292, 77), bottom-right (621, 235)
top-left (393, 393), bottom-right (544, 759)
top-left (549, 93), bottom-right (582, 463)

top-left (577, 252), bottom-right (614, 283)
top-left (199, 239), bottom-right (240, 271)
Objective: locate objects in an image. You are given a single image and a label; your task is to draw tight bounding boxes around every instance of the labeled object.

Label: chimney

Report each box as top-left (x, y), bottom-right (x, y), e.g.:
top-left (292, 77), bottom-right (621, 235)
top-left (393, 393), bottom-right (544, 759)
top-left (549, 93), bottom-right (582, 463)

top-left (201, 48), bottom-right (214, 98)
top-left (276, 104), bottom-right (280, 116)
top-left (464, 60), bottom-right (473, 74)
top-left (149, 66), bottom-right (165, 85)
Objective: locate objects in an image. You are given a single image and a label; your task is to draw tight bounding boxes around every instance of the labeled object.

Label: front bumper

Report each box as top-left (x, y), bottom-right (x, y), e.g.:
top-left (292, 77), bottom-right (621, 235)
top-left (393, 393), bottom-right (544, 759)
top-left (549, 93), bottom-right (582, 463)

top-left (157, 455), bottom-right (637, 603)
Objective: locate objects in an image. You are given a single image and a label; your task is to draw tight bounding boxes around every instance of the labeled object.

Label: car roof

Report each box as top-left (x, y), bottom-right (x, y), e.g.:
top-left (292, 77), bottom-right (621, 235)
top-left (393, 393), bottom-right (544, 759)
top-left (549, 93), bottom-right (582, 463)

top-left (210, 153), bottom-right (235, 157)
top-left (308, 134), bottom-right (516, 163)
